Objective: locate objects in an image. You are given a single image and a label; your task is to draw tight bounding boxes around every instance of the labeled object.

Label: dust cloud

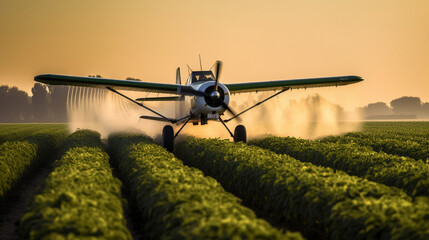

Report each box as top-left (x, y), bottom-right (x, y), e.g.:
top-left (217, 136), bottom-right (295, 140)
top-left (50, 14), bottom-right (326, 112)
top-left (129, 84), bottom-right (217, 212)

top-left (67, 87), bottom-right (362, 140)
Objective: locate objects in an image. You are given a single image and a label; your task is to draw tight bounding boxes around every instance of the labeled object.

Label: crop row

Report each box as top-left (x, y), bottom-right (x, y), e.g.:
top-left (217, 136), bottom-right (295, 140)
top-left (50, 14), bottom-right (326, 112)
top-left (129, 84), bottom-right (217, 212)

top-left (250, 136), bottom-right (429, 198)
top-left (0, 128), bottom-right (68, 201)
top-left (108, 133), bottom-right (302, 240)
top-left (320, 132), bottom-right (429, 162)
top-left (362, 122), bottom-right (429, 137)
top-left (19, 130), bottom-right (132, 239)
top-left (176, 137), bottom-right (429, 240)
top-left (0, 123), bottom-right (68, 144)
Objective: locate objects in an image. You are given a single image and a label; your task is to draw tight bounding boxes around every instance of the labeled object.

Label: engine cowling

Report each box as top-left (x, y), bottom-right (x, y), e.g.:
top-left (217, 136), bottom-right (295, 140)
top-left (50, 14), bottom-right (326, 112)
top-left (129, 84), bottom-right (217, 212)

top-left (191, 81), bottom-right (230, 115)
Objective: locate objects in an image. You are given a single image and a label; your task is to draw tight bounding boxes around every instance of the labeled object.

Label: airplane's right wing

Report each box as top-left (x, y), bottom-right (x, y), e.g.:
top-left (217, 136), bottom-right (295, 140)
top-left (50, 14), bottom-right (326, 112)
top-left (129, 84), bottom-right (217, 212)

top-left (35, 74), bottom-right (180, 94)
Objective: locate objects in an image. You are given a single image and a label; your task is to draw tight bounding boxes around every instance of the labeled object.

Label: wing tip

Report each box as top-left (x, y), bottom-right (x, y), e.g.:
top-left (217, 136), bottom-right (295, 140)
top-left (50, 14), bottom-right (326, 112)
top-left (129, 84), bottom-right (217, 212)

top-left (352, 75), bottom-right (364, 81)
top-left (34, 74), bottom-right (53, 83)
top-left (343, 75), bottom-right (364, 83)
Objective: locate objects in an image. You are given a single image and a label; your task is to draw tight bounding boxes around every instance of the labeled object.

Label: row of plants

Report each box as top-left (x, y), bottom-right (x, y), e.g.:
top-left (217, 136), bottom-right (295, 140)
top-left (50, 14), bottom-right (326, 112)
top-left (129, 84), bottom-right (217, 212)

top-left (176, 137), bottom-right (429, 240)
top-left (0, 123), bottom-right (68, 144)
top-left (0, 127), bottom-right (68, 201)
top-left (250, 137), bottom-right (429, 198)
top-left (362, 122), bottom-right (429, 137)
top-left (320, 131), bottom-right (429, 162)
top-left (18, 130), bottom-right (132, 239)
top-left (108, 133), bottom-right (302, 240)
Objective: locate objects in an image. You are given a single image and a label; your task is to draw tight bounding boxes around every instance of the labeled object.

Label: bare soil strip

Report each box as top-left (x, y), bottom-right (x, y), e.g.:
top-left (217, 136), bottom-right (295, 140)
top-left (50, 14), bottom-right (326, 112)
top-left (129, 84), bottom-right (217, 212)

top-left (0, 161), bottom-right (54, 240)
top-left (107, 146), bottom-right (147, 240)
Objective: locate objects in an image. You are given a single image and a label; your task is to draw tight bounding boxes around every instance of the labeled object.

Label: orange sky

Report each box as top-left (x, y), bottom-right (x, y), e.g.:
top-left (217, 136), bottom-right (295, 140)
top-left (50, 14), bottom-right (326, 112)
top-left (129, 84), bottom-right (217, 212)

top-left (1, 0), bottom-right (428, 110)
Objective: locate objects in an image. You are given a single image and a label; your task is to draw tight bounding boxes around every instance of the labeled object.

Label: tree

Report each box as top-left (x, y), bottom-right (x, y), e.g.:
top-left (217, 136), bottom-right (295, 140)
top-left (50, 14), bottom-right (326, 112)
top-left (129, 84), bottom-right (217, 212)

top-left (8, 87), bottom-right (31, 122)
top-left (32, 83), bottom-right (50, 122)
top-left (421, 102), bottom-right (429, 118)
top-left (0, 86), bottom-right (9, 122)
top-left (48, 85), bottom-right (69, 122)
top-left (0, 85), bottom-right (31, 122)
top-left (362, 102), bottom-right (392, 117)
top-left (390, 96), bottom-right (422, 115)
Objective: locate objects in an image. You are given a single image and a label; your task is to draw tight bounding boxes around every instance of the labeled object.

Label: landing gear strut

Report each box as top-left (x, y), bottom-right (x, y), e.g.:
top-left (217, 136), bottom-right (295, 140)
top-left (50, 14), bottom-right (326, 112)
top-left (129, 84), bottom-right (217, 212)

top-left (234, 125), bottom-right (247, 143)
top-left (161, 116), bottom-right (192, 152)
top-left (219, 118), bottom-right (247, 143)
top-left (162, 125), bottom-right (174, 152)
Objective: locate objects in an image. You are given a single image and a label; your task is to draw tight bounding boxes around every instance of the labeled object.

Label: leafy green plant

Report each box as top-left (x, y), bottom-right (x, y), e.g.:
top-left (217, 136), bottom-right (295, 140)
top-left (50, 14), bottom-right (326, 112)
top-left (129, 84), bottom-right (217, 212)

top-left (18, 130), bottom-right (132, 239)
top-left (109, 133), bottom-right (302, 240)
top-left (321, 122), bottom-right (429, 162)
top-left (0, 128), bottom-right (67, 201)
top-left (176, 137), bottom-right (429, 240)
top-left (0, 141), bottom-right (37, 200)
top-left (250, 137), bottom-right (429, 198)
top-left (0, 123), bottom-right (68, 145)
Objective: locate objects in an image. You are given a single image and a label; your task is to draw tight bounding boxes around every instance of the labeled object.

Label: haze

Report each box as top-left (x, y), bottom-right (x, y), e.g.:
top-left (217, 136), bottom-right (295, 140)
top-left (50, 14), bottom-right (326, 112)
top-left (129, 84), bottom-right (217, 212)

top-left (1, 0), bottom-right (428, 110)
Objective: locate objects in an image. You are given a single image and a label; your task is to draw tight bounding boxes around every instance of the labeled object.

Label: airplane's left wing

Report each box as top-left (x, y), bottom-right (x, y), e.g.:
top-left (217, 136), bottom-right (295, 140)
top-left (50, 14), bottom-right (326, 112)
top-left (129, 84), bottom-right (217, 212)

top-left (35, 74), bottom-right (180, 94)
top-left (225, 75), bottom-right (363, 94)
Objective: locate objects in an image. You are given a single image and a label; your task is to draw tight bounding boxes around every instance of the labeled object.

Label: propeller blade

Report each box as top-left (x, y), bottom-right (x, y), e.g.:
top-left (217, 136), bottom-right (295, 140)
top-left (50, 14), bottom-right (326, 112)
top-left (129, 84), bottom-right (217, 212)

top-left (215, 61), bottom-right (222, 91)
top-left (220, 99), bottom-right (241, 122)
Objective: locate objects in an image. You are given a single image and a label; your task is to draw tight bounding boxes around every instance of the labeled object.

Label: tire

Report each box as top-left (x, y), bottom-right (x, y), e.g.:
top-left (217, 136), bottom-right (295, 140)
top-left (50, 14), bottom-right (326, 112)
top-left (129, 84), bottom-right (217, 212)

top-left (162, 125), bottom-right (174, 152)
top-left (234, 125), bottom-right (247, 143)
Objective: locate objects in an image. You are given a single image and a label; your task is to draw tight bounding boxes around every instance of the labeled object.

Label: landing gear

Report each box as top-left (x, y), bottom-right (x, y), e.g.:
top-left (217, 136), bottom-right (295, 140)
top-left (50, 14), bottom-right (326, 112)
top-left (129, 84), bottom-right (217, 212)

top-left (219, 118), bottom-right (247, 143)
top-left (233, 125), bottom-right (247, 143)
top-left (162, 125), bottom-right (174, 152)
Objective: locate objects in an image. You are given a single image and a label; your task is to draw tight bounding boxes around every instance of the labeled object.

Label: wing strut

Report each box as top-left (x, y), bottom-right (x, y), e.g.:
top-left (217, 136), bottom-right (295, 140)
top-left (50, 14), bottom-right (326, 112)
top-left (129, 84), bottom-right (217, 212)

top-left (106, 87), bottom-right (174, 123)
top-left (174, 116), bottom-right (192, 139)
top-left (224, 88), bottom-right (289, 122)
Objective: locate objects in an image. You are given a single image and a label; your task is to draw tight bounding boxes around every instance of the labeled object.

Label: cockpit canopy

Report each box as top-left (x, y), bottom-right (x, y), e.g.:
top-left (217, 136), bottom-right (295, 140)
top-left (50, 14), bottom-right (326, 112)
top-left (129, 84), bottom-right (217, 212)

top-left (187, 71), bottom-right (215, 84)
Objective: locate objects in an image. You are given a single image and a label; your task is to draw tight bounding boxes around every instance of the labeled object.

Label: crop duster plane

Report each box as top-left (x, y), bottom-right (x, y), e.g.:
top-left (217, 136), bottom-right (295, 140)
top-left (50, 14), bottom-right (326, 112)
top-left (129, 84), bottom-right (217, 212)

top-left (35, 61), bottom-right (363, 151)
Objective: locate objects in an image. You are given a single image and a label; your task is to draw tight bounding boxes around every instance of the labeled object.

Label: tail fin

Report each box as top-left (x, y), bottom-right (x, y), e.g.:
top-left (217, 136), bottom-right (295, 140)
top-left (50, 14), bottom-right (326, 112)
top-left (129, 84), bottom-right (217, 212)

top-left (176, 67), bottom-right (181, 85)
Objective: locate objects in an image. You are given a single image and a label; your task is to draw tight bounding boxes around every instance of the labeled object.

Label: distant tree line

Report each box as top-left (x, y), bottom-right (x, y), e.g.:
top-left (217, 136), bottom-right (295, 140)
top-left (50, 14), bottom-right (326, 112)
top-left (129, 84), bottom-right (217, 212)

top-left (361, 96), bottom-right (429, 119)
top-left (0, 83), bottom-right (68, 123)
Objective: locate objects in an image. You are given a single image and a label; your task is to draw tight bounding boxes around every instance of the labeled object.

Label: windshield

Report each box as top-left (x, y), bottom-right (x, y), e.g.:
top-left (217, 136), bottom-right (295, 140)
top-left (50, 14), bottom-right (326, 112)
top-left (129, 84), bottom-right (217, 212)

top-left (193, 72), bottom-right (215, 82)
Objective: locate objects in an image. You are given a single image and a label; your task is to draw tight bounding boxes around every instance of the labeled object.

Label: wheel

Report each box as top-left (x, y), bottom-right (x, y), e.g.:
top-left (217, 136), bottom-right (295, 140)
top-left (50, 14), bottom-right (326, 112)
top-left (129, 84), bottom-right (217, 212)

top-left (233, 125), bottom-right (247, 143)
top-left (162, 125), bottom-right (174, 152)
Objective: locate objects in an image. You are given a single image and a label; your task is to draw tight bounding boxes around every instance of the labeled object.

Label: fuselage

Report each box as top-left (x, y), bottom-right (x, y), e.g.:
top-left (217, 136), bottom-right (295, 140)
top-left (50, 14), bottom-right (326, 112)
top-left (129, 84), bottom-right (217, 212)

top-left (176, 71), bottom-right (230, 125)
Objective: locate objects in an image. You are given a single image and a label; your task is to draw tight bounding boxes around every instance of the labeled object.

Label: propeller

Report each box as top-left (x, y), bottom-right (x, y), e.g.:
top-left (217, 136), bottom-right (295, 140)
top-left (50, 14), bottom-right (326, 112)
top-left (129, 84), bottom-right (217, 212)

top-left (212, 61), bottom-right (239, 120)
top-left (177, 60), bottom-right (241, 121)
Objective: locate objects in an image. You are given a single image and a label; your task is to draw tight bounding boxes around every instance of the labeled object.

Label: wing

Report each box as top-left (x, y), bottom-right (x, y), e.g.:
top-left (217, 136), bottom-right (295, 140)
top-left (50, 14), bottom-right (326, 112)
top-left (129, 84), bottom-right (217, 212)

top-left (225, 75), bottom-right (363, 94)
top-left (35, 74), bottom-right (180, 94)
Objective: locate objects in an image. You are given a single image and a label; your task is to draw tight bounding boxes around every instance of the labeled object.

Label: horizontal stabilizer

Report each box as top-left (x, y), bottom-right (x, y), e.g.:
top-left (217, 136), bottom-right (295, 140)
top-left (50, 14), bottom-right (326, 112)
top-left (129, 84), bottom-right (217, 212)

top-left (136, 96), bottom-right (182, 102)
top-left (140, 114), bottom-right (191, 124)
top-left (140, 116), bottom-right (177, 123)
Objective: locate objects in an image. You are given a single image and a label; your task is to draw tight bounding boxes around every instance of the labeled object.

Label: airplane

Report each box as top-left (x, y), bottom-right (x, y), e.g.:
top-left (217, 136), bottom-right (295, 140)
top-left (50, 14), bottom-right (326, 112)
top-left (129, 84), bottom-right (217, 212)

top-left (34, 60), bottom-right (363, 152)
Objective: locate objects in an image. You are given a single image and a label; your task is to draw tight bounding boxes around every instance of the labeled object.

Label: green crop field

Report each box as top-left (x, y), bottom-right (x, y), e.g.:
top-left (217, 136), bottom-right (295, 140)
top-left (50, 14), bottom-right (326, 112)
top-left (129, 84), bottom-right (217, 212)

top-left (0, 122), bottom-right (428, 239)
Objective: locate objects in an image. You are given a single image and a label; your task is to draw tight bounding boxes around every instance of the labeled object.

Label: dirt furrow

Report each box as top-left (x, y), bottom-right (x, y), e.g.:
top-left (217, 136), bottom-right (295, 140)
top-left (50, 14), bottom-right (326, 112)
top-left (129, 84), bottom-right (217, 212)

top-left (0, 161), bottom-right (54, 240)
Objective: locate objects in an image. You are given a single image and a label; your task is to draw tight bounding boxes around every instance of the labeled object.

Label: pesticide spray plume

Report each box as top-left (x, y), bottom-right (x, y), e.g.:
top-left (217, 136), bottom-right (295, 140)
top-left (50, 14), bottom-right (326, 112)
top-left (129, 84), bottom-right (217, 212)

top-left (67, 86), bottom-right (362, 141)
top-left (226, 91), bottom-right (362, 140)
top-left (67, 86), bottom-right (150, 138)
